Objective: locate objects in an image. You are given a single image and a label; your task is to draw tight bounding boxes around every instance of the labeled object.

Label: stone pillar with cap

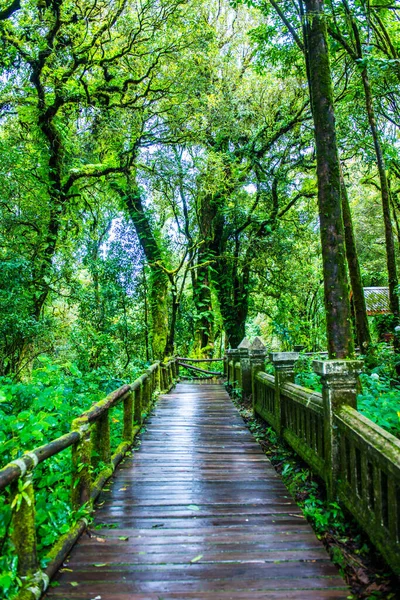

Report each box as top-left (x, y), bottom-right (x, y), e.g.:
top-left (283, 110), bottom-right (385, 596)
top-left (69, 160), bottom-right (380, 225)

top-left (250, 337), bottom-right (267, 413)
top-left (238, 338), bottom-right (252, 400)
top-left (313, 359), bottom-right (363, 499)
top-left (225, 349), bottom-right (235, 386)
top-left (270, 352), bottom-right (299, 435)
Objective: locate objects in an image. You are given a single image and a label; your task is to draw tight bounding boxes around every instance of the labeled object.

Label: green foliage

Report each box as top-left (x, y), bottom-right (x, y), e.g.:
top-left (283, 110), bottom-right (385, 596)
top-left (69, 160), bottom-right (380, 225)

top-left (358, 373), bottom-right (400, 439)
top-left (294, 354), bottom-right (322, 392)
top-left (0, 354), bottom-right (146, 597)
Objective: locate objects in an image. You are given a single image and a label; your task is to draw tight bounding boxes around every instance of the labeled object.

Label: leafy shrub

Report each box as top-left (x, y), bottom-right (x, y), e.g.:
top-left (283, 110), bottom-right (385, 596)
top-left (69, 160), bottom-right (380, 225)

top-left (294, 354), bottom-right (322, 392)
top-left (0, 356), bottom-right (144, 597)
top-left (358, 373), bottom-right (400, 439)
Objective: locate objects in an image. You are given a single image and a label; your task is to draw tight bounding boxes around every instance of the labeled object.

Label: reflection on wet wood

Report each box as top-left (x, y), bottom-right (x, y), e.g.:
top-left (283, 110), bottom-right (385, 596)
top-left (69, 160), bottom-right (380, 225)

top-left (45, 383), bottom-right (348, 599)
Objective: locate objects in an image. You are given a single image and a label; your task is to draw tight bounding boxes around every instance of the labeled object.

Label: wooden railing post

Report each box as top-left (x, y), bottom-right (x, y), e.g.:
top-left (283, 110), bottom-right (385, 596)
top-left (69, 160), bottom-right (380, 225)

top-left (155, 364), bottom-right (162, 392)
top-left (313, 359), bottom-right (363, 499)
top-left (11, 471), bottom-right (40, 587)
top-left (91, 413), bottom-right (111, 469)
top-left (250, 337), bottom-right (267, 413)
top-left (71, 418), bottom-right (92, 509)
top-left (123, 391), bottom-right (134, 443)
top-left (238, 338), bottom-right (252, 400)
top-left (270, 352), bottom-right (299, 436)
top-left (225, 350), bottom-right (233, 384)
top-left (159, 366), bottom-right (164, 391)
top-left (134, 384), bottom-right (143, 425)
top-left (143, 373), bottom-right (151, 412)
top-left (172, 358), bottom-right (178, 380)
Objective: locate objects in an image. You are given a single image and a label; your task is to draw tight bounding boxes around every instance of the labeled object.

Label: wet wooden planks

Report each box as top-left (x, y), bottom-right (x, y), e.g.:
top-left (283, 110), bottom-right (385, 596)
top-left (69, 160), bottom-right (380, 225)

top-left (45, 383), bottom-right (348, 600)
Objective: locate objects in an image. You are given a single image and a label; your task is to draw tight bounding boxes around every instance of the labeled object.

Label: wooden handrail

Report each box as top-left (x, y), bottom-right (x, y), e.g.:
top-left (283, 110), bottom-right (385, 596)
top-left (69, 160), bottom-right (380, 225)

top-left (177, 357), bottom-right (223, 362)
top-left (178, 361), bottom-right (223, 376)
top-left (0, 358), bottom-right (178, 600)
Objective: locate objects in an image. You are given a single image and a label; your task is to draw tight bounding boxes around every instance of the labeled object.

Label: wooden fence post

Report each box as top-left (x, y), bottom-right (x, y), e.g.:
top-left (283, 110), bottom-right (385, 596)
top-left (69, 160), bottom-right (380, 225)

top-left (159, 366), bottom-right (164, 391)
top-left (250, 337), bottom-right (267, 413)
top-left (270, 352), bottom-right (299, 436)
top-left (71, 419), bottom-right (92, 509)
top-left (91, 413), bottom-right (111, 469)
top-left (225, 350), bottom-right (233, 385)
top-left (238, 338), bottom-right (252, 400)
top-left (134, 385), bottom-right (143, 425)
top-left (313, 359), bottom-right (363, 499)
top-left (155, 364), bottom-right (161, 392)
top-left (123, 391), bottom-right (134, 443)
top-left (143, 374), bottom-right (151, 412)
top-left (11, 471), bottom-right (40, 585)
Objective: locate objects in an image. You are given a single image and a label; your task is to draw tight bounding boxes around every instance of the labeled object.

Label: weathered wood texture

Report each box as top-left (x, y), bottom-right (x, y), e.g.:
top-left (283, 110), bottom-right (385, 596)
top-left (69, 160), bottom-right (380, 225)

top-left (45, 383), bottom-right (348, 599)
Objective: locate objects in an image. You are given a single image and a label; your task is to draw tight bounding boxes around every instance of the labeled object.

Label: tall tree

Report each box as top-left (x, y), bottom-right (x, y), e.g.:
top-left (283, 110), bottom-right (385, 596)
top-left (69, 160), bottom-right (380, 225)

top-left (303, 0), bottom-right (354, 357)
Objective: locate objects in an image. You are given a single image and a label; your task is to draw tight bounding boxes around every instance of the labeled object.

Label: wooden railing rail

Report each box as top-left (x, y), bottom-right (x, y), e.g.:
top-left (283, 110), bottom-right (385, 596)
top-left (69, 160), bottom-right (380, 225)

top-left (0, 358), bottom-right (177, 600)
top-left (177, 357), bottom-right (224, 378)
top-left (176, 357), bottom-right (223, 362)
top-left (225, 339), bottom-right (400, 576)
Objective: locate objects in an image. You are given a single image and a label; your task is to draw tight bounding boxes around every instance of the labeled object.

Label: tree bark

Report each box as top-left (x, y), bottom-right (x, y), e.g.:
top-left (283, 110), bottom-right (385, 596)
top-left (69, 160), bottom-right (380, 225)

top-left (304, 0), bottom-right (354, 358)
top-left (360, 68), bottom-right (399, 320)
top-left (122, 180), bottom-right (169, 360)
top-left (340, 172), bottom-right (371, 350)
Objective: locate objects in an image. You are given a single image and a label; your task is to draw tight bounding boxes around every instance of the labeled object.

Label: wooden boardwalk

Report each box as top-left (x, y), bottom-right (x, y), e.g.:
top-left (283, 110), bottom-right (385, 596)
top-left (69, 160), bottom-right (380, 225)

top-left (45, 383), bottom-right (348, 599)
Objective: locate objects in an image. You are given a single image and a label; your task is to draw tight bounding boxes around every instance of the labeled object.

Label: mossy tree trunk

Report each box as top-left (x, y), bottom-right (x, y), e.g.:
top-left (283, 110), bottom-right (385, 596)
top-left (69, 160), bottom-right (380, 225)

top-left (213, 255), bottom-right (249, 349)
top-left (361, 68), bottom-right (399, 321)
top-left (340, 172), bottom-right (371, 351)
top-left (121, 179), bottom-right (169, 360)
top-left (328, 0), bottom-right (400, 332)
top-left (304, 0), bottom-right (354, 358)
top-left (192, 254), bottom-right (214, 356)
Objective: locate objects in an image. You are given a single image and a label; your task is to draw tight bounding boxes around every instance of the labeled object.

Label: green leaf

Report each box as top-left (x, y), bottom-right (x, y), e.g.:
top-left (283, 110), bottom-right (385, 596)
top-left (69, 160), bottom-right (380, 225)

top-left (190, 554), bottom-right (203, 563)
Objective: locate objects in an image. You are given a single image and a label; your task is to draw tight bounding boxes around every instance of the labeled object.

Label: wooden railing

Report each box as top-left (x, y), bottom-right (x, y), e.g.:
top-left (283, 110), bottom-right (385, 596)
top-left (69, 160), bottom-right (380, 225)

top-left (0, 359), bottom-right (177, 600)
top-left (176, 357), bottom-right (223, 379)
top-left (226, 341), bottom-right (400, 576)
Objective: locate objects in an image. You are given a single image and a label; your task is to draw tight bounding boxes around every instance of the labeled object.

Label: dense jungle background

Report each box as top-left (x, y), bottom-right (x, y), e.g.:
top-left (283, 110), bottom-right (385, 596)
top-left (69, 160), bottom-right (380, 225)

top-left (1, 0), bottom-right (400, 595)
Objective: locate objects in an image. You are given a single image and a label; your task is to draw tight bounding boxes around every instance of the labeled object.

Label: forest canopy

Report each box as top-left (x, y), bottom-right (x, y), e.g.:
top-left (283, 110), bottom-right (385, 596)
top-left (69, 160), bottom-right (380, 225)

top-left (0, 0), bottom-right (399, 374)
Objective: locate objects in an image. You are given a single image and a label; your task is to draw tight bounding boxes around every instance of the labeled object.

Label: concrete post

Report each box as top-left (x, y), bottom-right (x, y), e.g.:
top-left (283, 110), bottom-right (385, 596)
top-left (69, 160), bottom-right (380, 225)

top-left (229, 349), bottom-right (240, 389)
top-left (250, 337), bottom-right (267, 413)
top-left (238, 338), bottom-right (252, 400)
top-left (270, 352), bottom-right (299, 435)
top-left (313, 359), bottom-right (363, 499)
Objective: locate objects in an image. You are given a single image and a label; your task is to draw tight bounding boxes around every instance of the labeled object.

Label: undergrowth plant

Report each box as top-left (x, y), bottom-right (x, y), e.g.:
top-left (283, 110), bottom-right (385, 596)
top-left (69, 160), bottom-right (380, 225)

top-left (0, 356), bottom-right (145, 598)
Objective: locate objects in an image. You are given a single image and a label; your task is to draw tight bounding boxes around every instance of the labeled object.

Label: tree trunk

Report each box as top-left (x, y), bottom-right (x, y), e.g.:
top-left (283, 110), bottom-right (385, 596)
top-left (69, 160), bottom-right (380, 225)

top-left (361, 68), bottom-right (399, 321)
top-left (304, 0), bottom-right (354, 358)
top-left (192, 254), bottom-right (214, 356)
top-left (121, 180), bottom-right (169, 360)
top-left (340, 172), bottom-right (371, 350)
top-left (213, 257), bottom-right (249, 348)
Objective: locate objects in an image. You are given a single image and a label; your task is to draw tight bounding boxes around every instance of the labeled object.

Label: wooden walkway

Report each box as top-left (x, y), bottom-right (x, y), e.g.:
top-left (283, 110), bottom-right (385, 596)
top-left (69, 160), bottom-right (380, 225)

top-left (45, 383), bottom-right (348, 599)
